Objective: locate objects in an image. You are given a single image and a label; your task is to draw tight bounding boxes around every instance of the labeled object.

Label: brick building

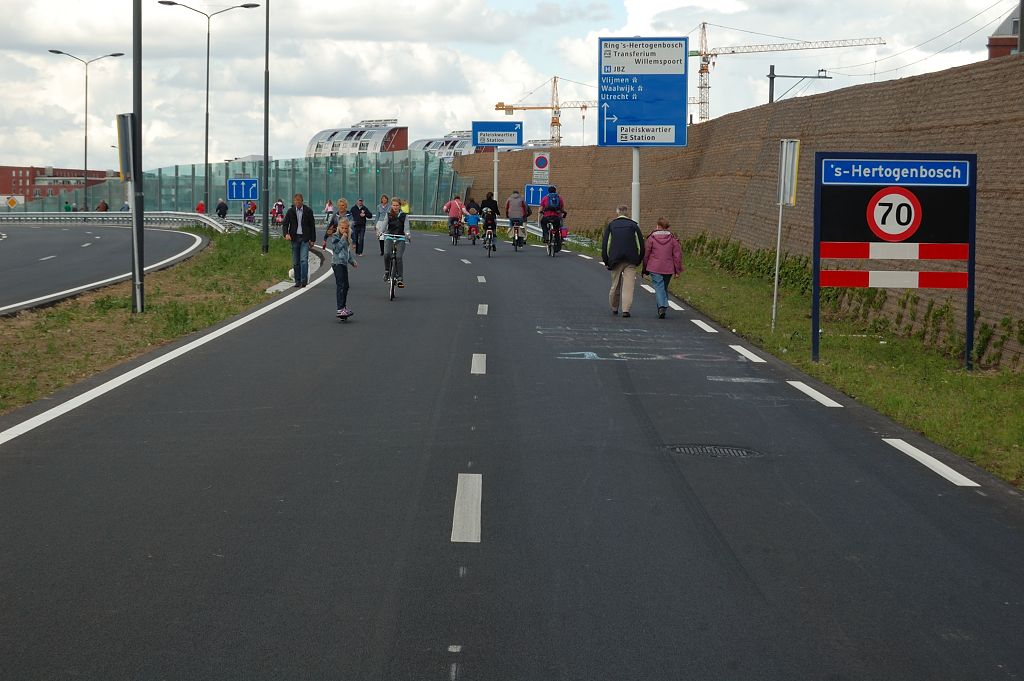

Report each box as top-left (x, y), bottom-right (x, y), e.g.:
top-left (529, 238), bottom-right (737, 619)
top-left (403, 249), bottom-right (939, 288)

top-left (987, 8), bottom-right (1019, 58)
top-left (0, 165), bottom-right (111, 201)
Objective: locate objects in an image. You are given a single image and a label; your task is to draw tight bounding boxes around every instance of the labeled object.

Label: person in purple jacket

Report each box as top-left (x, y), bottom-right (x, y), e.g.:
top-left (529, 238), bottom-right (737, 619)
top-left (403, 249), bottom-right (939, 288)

top-left (642, 217), bottom-right (683, 318)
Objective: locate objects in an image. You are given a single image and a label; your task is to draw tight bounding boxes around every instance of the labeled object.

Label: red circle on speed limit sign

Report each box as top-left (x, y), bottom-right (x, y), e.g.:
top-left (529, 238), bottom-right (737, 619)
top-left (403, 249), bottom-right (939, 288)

top-left (866, 186), bottom-right (922, 242)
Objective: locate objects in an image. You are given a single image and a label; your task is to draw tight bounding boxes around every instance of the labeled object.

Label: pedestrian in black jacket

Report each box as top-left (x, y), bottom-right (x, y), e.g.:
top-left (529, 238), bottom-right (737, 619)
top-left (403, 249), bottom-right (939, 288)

top-left (480, 191), bottom-right (500, 216)
top-left (348, 198), bottom-right (373, 256)
top-left (283, 193), bottom-right (317, 287)
top-left (600, 204), bottom-right (644, 317)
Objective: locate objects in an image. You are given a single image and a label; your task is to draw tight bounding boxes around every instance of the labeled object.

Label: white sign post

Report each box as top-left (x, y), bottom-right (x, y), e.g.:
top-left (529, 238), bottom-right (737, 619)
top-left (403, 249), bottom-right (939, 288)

top-left (772, 139), bottom-right (801, 332)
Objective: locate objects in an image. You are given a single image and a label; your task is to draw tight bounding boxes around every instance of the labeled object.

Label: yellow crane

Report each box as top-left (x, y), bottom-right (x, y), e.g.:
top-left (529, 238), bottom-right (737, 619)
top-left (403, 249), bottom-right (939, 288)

top-left (495, 76), bottom-right (597, 147)
top-left (693, 22), bottom-right (885, 123)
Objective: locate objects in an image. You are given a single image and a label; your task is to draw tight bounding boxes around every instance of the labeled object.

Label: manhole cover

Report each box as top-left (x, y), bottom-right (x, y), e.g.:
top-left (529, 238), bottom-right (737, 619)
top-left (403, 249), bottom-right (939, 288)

top-left (666, 445), bottom-right (764, 459)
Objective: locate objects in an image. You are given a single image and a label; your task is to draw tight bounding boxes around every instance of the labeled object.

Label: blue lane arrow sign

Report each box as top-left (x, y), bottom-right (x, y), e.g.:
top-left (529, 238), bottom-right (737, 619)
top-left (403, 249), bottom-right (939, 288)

top-left (227, 178), bottom-right (260, 202)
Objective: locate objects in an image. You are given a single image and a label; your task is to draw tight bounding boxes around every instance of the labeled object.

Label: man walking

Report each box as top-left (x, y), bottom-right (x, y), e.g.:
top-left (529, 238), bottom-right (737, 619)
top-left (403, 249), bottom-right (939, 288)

top-left (601, 204), bottom-right (644, 317)
top-left (283, 193), bottom-right (316, 287)
top-left (349, 198), bottom-right (373, 255)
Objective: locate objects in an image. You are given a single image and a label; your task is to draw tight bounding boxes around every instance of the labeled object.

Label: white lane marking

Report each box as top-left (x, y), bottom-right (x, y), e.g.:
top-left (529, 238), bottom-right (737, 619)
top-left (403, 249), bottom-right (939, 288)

top-left (434, 247), bottom-right (446, 252)
top-left (80, 243), bottom-right (92, 248)
top-left (690, 319), bottom-right (718, 333)
top-left (668, 301), bottom-right (684, 311)
top-left (883, 438), bottom-right (980, 487)
top-left (0, 231), bottom-right (204, 315)
top-left (471, 353), bottom-right (486, 375)
top-left (730, 345), bottom-right (767, 363)
top-left (94, 236), bottom-right (101, 239)
top-left (0, 247), bottom-right (330, 448)
top-left (707, 376), bottom-right (775, 383)
top-left (448, 645), bottom-right (462, 653)
top-left (787, 380), bottom-right (843, 408)
top-left (477, 304), bottom-right (488, 316)
top-left (640, 284), bottom-right (655, 293)
top-left (39, 255), bottom-right (57, 261)
top-left (577, 254), bottom-right (593, 260)
top-left (477, 275), bottom-right (486, 283)
top-left (451, 473), bottom-right (482, 543)
top-left (530, 244), bottom-right (544, 248)
top-left (461, 258), bottom-right (471, 264)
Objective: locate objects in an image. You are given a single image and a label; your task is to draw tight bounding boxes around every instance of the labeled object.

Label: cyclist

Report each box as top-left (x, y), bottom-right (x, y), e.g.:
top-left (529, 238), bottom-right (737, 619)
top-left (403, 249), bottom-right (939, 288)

top-left (383, 197), bottom-right (411, 288)
top-left (481, 207), bottom-right (498, 252)
top-left (443, 194), bottom-right (466, 235)
top-left (464, 206), bottom-right (482, 243)
top-left (505, 189), bottom-right (529, 247)
top-left (540, 185), bottom-right (567, 251)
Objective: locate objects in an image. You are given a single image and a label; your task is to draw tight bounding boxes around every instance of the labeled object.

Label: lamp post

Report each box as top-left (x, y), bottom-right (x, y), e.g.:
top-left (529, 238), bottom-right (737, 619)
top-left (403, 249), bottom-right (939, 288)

top-left (158, 1), bottom-right (259, 214)
top-left (48, 50), bottom-right (124, 211)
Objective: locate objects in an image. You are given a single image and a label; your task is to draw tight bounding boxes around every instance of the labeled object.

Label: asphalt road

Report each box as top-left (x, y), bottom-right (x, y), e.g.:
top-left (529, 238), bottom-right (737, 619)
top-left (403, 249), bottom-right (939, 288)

top-left (0, 230), bottom-right (1021, 680)
top-left (0, 224), bottom-right (203, 313)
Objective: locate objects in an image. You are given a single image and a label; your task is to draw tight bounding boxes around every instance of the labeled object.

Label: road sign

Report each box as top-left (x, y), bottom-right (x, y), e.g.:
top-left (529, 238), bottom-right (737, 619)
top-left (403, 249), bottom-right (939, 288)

top-left (227, 178), bottom-right (260, 201)
top-left (813, 151), bottom-right (977, 366)
top-left (597, 37), bottom-right (688, 147)
top-left (524, 184), bottom-right (548, 206)
top-left (5, 195), bottom-right (24, 209)
top-left (471, 121), bottom-right (523, 147)
top-left (532, 152), bottom-right (551, 185)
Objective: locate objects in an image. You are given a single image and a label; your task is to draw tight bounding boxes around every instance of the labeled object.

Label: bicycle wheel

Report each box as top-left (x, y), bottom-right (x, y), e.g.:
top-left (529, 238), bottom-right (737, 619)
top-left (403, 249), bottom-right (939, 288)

top-left (388, 259), bottom-right (397, 300)
top-left (487, 237), bottom-right (492, 258)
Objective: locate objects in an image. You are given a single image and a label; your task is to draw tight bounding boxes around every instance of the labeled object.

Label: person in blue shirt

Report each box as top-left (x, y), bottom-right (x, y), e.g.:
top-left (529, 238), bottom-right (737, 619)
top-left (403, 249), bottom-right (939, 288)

top-left (464, 207), bottom-right (481, 242)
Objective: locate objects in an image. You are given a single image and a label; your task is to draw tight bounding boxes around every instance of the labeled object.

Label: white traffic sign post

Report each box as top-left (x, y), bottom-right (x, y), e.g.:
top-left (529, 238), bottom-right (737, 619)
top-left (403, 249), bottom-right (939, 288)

top-left (772, 139), bottom-right (800, 332)
top-left (472, 121), bottom-right (523, 202)
top-left (598, 37), bottom-right (688, 222)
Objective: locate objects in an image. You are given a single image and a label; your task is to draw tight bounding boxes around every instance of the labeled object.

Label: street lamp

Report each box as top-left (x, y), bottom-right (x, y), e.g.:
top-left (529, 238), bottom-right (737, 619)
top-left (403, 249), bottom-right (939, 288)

top-left (158, 1), bottom-right (259, 213)
top-left (48, 50), bottom-right (124, 211)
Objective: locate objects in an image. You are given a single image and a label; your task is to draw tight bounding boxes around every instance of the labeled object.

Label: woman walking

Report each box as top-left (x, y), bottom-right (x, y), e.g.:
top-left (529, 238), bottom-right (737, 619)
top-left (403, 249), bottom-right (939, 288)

top-left (327, 218), bottom-right (358, 318)
top-left (375, 194), bottom-right (390, 255)
top-left (642, 217), bottom-right (683, 319)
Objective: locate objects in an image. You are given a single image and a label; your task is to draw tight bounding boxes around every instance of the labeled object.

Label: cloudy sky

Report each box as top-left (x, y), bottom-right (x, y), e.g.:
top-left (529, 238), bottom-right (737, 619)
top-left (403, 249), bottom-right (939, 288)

top-left (0, 0), bottom-right (1015, 172)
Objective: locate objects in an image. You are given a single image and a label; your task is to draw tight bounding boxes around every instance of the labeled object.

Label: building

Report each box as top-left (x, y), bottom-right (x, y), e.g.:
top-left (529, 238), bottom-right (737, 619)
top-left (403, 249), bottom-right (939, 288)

top-left (0, 165), bottom-right (111, 200)
top-left (408, 130), bottom-right (529, 162)
top-left (305, 120), bottom-right (408, 158)
top-left (988, 8), bottom-right (1019, 58)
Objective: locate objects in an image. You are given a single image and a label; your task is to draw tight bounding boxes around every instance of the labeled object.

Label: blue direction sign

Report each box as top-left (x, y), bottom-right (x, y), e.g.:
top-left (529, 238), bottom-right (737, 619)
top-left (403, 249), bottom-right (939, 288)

top-left (227, 178), bottom-right (260, 201)
top-left (471, 121), bottom-right (523, 147)
top-left (524, 184), bottom-right (549, 206)
top-left (598, 37), bottom-right (688, 147)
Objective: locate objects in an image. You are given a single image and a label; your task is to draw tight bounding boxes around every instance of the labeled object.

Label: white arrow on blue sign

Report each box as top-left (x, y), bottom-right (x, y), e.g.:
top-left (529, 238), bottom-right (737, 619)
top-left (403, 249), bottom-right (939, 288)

top-left (524, 184), bottom-right (549, 206)
top-left (472, 121), bottom-right (523, 147)
top-left (227, 178), bottom-right (260, 201)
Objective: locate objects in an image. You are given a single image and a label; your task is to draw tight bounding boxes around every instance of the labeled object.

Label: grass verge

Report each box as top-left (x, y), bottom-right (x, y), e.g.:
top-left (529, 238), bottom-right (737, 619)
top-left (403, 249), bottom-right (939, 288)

top-left (0, 228), bottom-right (292, 415)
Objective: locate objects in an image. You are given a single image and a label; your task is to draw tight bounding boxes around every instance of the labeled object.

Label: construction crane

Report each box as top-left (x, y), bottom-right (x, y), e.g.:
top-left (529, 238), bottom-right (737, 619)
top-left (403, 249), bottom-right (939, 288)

top-left (691, 22), bottom-right (885, 123)
top-left (495, 76), bottom-right (598, 147)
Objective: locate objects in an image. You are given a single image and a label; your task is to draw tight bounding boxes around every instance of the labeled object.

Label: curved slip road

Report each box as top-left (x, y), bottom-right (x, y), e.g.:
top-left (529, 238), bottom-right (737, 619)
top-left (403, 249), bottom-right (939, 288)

top-left (0, 231), bottom-right (1021, 680)
top-left (0, 224), bottom-right (204, 314)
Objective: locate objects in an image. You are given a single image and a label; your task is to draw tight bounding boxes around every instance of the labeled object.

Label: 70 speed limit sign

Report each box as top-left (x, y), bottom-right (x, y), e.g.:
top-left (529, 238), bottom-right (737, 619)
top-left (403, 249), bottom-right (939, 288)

top-left (866, 186), bottom-right (922, 241)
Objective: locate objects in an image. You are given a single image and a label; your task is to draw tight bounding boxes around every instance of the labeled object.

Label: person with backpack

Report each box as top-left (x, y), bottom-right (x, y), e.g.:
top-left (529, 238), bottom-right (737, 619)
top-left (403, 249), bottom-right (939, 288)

top-left (642, 217), bottom-right (683, 318)
top-left (601, 204), bottom-right (644, 318)
top-left (540, 186), bottom-right (566, 250)
top-left (505, 189), bottom-right (530, 246)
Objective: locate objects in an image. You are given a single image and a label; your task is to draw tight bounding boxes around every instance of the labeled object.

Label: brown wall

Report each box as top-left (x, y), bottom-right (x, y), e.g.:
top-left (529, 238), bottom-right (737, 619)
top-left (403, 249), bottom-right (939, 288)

top-left (454, 56), bottom-right (1024, 362)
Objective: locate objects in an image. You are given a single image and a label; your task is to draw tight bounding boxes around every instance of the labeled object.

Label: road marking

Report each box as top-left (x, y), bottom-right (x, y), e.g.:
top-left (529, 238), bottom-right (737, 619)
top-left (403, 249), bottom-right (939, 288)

top-left (80, 243), bottom-right (92, 248)
top-left (707, 376), bottom-right (775, 383)
top-left (530, 244), bottom-right (544, 248)
top-left (690, 319), bottom-right (717, 333)
top-left (451, 473), bottom-right (482, 543)
top-left (477, 275), bottom-right (486, 283)
top-left (0, 247), bottom-right (329, 448)
top-left (641, 284), bottom-right (655, 293)
top-left (434, 247), bottom-right (446, 252)
top-left (883, 438), bottom-right (979, 487)
top-left (448, 645), bottom-right (462, 653)
top-left (668, 301), bottom-right (684, 311)
top-left (787, 380), bottom-right (842, 408)
top-left (477, 304), bottom-right (488, 316)
top-left (471, 353), bottom-right (486, 374)
top-left (577, 254), bottom-right (593, 260)
top-left (730, 345), bottom-right (766, 363)
top-left (94, 236), bottom-right (101, 239)
top-left (39, 255), bottom-right (57, 261)
top-left (461, 258), bottom-right (471, 264)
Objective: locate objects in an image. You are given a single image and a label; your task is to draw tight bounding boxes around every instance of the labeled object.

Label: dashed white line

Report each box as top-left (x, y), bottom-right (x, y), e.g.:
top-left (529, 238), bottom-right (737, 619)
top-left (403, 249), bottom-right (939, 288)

top-left (451, 473), bottom-right (482, 543)
top-left (729, 345), bottom-right (767, 363)
top-left (883, 438), bottom-right (979, 487)
top-left (690, 319), bottom-right (717, 333)
top-left (530, 244), bottom-right (544, 248)
top-left (577, 254), bottom-right (593, 260)
top-left (461, 258), bottom-right (471, 264)
top-left (39, 255), bottom-right (57, 261)
top-left (477, 275), bottom-right (486, 283)
top-left (471, 353), bottom-right (487, 375)
top-left (434, 247), bottom-right (446, 252)
top-left (477, 304), bottom-right (488, 316)
top-left (641, 284), bottom-right (656, 294)
top-left (80, 243), bottom-right (92, 248)
top-left (668, 301), bottom-right (684, 311)
top-left (787, 380), bottom-right (842, 408)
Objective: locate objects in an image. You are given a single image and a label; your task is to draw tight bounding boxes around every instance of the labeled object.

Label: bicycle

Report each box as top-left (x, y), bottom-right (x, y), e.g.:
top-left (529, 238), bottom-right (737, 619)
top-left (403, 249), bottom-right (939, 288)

top-left (383, 233), bottom-right (408, 301)
top-left (483, 228), bottom-right (495, 258)
top-left (449, 219), bottom-right (462, 246)
top-left (544, 217), bottom-right (563, 257)
top-left (510, 219), bottom-right (524, 252)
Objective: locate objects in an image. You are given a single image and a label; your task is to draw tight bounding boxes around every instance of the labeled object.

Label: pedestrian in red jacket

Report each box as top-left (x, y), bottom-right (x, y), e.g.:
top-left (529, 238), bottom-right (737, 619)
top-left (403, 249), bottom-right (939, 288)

top-left (642, 217), bottom-right (683, 318)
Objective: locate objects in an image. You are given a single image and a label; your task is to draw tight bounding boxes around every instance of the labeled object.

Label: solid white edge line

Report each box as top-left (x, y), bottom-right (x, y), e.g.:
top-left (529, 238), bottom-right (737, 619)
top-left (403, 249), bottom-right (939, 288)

top-left (471, 353), bottom-right (487, 375)
top-left (668, 301), bottom-right (684, 311)
top-left (477, 304), bottom-right (488, 315)
top-left (451, 473), bottom-right (482, 543)
top-left (0, 231), bottom-right (205, 315)
top-left (883, 438), bottom-right (980, 487)
top-left (0, 256), bottom-right (331, 448)
top-left (729, 345), bottom-right (767, 363)
top-left (640, 284), bottom-right (655, 293)
top-left (39, 255), bottom-right (57, 261)
top-left (787, 380), bottom-right (843, 408)
top-left (690, 319), bottom-right (718, 333)
top-left (477, 275), bottom-right (486, 283)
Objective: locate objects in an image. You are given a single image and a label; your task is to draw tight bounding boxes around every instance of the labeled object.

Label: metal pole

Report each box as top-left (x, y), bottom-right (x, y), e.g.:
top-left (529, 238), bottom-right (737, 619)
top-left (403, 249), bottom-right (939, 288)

top-left (768, 64), bottom-right (775, 103)
top-left (1019, 1), bottom-right (1023, 55)
top-left (84, 62), bottom-right (89, 210)
top-left (493, 147), bottom-right (498, 200)
top-left (631, 147), bottom-right (640, 223)
top-left (261, 0), bottom-right (269, 253)
top-left (132, 0), bottom-right (145, 313)
top-left (204, 15), bottom-right (211, 213)
top-left (771, 202), bottom-right (784, 331)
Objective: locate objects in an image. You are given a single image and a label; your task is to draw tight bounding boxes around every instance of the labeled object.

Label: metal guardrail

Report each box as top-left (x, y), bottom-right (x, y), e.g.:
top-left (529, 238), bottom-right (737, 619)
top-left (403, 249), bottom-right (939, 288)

top-left (0, 211), bottom-right (232, 233)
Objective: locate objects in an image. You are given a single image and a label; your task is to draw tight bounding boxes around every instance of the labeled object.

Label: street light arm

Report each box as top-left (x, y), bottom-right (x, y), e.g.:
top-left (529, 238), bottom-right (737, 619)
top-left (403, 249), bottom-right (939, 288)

top-left (158, 1), bottom-right (210, 19)
top-left (48, 49), bottom-right (86, 65)
top-left (210, 3), bottom-right (259, 17)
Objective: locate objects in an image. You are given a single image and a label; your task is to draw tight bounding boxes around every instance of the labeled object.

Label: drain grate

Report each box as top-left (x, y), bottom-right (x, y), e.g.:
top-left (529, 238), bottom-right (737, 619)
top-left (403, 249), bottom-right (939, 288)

top-left (666, 444), bottom-right (764, 459)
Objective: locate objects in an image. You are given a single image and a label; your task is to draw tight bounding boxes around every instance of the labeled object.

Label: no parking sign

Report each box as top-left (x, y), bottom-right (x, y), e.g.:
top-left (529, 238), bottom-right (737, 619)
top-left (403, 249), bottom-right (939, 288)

top-left (813, 152), bottom-right (977, 367)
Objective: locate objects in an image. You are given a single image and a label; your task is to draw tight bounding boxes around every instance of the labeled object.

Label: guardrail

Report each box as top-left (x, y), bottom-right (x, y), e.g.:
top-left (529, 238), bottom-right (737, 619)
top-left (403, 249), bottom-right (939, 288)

top-left (0, 211), bottom-right (232, 233)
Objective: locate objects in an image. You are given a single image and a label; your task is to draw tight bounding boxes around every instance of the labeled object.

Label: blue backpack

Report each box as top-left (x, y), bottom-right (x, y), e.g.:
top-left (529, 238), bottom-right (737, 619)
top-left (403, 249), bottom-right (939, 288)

top-left (547, 193), bottom-right (561, 210)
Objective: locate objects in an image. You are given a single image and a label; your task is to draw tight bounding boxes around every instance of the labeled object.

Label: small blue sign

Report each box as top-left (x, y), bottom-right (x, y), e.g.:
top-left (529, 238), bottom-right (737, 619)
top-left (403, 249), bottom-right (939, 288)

top-left (471, 121), bottom-right (523, 147)
top-left (227, 178), bottom-right (260, 201)
top-left (821, 158), bottom-right (971, 187)
top-left (598, 37), bottom-right (688, 147)
top-left (524, 184), bottom-right (549, 206)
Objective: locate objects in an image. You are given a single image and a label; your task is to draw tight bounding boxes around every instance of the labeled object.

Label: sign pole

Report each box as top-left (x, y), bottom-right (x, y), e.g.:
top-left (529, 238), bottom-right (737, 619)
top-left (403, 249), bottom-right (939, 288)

top-left (771, 201), bottom-right (784, 332)
top-left (773, 139), bottom-right (800, 332)
top-left (631, 147), bottom-right (640, 223)
top-left (131, 0), bottom-right (144, 314)
top-left (493, 147), bottom-right (499, 202)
